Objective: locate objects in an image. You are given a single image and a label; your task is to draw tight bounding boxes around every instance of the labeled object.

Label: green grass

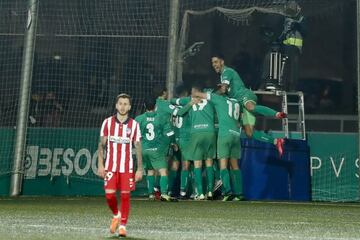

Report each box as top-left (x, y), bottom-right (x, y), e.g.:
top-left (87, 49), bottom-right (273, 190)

top-left (0, 197), bottom-right (360, 240)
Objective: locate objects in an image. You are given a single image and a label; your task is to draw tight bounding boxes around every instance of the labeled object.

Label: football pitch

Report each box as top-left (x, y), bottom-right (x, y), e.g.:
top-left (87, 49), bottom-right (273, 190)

top-left (0, 197), bottom-right (359, 240)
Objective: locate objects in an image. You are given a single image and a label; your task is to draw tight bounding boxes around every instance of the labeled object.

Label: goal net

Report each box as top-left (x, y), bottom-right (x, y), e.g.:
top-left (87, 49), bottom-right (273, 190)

top-left (0, 1), bottom-right (27, 181)
top-left (0, 0), bottom-right (170, 193)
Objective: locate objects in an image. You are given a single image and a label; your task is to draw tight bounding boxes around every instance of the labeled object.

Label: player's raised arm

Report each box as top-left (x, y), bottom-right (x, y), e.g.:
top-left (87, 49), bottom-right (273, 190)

top-left (170, 96), bottom-right (191, 106)
top-left (173, 98), bottom-right (199, 116)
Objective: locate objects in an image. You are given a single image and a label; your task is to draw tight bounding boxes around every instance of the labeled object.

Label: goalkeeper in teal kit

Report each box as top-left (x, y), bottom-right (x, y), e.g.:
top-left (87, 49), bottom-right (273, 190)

top-left (211, 53), bottom-right (287, 156)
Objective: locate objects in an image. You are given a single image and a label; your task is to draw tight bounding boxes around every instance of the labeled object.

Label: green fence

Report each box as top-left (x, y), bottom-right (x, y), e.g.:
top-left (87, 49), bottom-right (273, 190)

top-left (0, 128), bottom-right (358, 201)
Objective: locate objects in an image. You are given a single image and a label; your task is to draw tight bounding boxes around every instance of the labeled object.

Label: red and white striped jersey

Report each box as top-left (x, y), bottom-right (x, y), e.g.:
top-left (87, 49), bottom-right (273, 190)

top-left (100, 116), bottom-right (141, 173)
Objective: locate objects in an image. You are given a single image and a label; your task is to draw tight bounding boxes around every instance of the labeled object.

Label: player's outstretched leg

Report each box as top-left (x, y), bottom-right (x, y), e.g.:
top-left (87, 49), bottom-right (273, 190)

top-left (242, 93), bottom-right (287, 119)
top-left (253, 105), bottom-right (287, 119)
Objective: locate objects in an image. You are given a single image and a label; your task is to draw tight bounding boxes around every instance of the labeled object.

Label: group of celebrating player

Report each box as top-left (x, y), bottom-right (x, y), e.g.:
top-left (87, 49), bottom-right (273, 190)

top-left (97, 53), bottom-right (287, 237)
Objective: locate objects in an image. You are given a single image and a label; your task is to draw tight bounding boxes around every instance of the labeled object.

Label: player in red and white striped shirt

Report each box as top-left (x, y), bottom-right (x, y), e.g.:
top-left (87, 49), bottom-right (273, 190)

top-left (98, 93), bottom-right (143, 238)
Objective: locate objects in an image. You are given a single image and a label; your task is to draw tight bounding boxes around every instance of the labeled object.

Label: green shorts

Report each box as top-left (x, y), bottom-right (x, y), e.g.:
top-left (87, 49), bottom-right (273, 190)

top-left (242, 108), bottom-right (256, 126)
top-left (235, 88), bottom-right (257, 106)
top-left (179, 138), bottom-right (191, 161)
top-left (172, 148), bottom-right (182, 162)
top-left (217, 134), bottom-right (241, 160)
top-left (187, 132), bottom-right (216, 161)
top-left (142, 149), bottom-right (167, 170)
top-left (172, 138), bottom-right (190, 162)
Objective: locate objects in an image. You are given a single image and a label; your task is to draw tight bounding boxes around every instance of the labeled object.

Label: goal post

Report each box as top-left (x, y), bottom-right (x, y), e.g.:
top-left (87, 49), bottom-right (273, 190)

top-left (7, 0), bottom-right (38, 196)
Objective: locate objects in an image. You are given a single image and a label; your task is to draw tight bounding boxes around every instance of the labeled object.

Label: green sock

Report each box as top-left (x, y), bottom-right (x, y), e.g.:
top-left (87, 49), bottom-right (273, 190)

top-left (252, 130), bottom-right (275, 144)
top-left (220, 169), bottom-right (231, 194)
top-left (230, 169), bottom-right (242, 196)
top-left (206, 166), bottom-right (214, 193)
top-left (190, 170), bottom-right (196, 195)
top-left (213, 161), bottom-right (220, 181)
top-left (168, 169), bottom-right (177, 194)
top-left (253, 105), bottom-right (277, 117)
top-left (180, 170), bottom-right (189, 192)
top-left (154, 175), bottom-right (160, 190)
top-left (147, 175), bottom-right (155, 195)
top-left (160, 176), bottom-right (168, 195)
top-left (194, 167), bottom-right (203, 195)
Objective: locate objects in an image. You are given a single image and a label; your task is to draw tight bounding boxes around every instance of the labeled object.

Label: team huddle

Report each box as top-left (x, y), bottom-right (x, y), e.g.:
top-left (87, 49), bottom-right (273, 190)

top-left (97, 53), bottom-right (287, 237)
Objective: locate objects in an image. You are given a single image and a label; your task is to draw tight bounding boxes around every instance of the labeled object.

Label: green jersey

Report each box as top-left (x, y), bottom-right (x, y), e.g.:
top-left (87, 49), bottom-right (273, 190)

top-left (220, 66), bottom-right (246, 99)
top-left (170, 97), bottom-right (191, 140)
top-left (172, 96), bottom-right (215, 134)
top-left (172, 113), bottom-right (191, 141)
top-left (207, 92), bottom-right (241, 137)
top-left (135, 111), bottom-right (174, 150)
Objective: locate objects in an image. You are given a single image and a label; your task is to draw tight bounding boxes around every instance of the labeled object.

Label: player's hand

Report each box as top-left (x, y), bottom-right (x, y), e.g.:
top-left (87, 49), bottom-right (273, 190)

top-left (217, 83), bottom-right (227, 94)
top-left (97, 165), bottom-right (106, 178)
top-left (191, 97), bottom-right (200, 105)
top-left (135, 169), bottom-right (143, 182)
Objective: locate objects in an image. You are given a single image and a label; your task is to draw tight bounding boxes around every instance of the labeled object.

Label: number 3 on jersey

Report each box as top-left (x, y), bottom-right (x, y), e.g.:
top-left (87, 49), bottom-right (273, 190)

top-left (146, 123), bottom-right (155, 140)
top-left (226, 100), bottom-right (240, 120)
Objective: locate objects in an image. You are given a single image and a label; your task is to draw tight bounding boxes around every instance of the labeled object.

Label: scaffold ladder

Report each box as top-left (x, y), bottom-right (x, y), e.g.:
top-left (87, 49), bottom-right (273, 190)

top-left (253, 90), bottom-right (306, 140)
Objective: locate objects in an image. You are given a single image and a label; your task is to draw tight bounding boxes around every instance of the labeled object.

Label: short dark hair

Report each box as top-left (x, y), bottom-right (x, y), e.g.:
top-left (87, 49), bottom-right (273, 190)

top-left (115, 93), bottom-right (131, 105)
top-left (191, 81), bottom-right (205, 92)
top-left (211, 52), bottom-right (225, 60)
top-left (152, 84), bottom-right (167, 98)
top-left (175, 84), bottom-right (189, 97)
top-left (144, 97), bottom-right (156, 111)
